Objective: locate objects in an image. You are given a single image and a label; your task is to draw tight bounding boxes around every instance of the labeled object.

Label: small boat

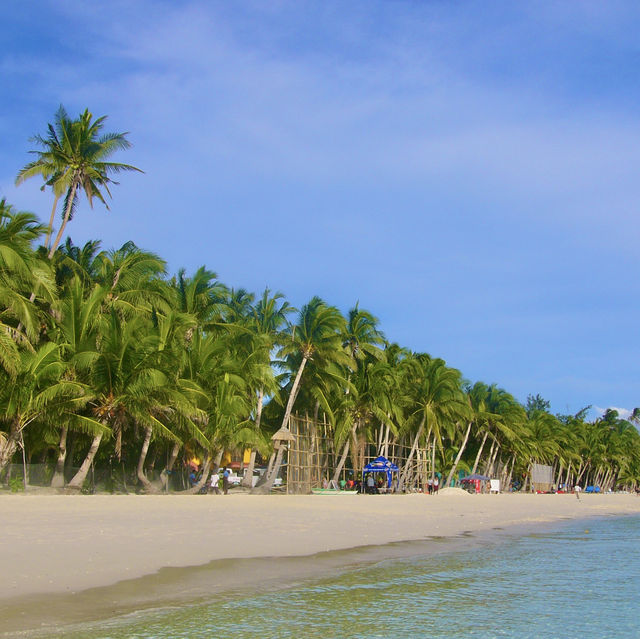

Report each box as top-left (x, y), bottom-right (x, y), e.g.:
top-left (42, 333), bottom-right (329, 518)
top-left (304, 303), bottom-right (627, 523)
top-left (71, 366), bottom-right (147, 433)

top-left (311, 488), bottom-right (359, 495)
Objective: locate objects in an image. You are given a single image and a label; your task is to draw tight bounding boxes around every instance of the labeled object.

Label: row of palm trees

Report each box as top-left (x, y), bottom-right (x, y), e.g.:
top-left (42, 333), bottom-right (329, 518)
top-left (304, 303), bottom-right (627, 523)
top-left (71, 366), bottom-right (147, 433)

top-left (1, 106), bottom-right (639, 493)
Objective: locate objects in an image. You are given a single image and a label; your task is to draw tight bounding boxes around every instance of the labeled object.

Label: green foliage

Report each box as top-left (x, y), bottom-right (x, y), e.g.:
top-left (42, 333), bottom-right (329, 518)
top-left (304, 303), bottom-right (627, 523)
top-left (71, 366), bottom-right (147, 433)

top-left (1, 108), bottom-right (639, 493)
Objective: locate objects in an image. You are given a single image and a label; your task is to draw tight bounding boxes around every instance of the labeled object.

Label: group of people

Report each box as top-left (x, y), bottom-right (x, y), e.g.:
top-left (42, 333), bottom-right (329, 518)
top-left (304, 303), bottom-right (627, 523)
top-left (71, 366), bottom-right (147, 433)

top-left (321, 474), bottom-right (393, 493)
top-left (209, 468), bottom-right (231, 494)
top-left (188, 466), bottom-right (232, 494)
top-left (426, 476), bottom-right (440, 494)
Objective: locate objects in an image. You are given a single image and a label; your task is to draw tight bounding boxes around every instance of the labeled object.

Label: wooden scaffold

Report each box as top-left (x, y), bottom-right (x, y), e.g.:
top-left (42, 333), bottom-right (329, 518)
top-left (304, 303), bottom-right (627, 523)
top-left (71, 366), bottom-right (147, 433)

top-left (285, 415), bottom-right (431, 494)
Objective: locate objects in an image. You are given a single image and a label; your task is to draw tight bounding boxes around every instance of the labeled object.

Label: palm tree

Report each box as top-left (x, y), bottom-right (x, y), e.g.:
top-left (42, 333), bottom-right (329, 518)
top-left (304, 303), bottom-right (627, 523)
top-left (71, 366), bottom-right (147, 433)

top-left (16, 106), bottom-right (143, 258)
top-left (0, 200), bottom-right (55, 375)
top-left (0, 342), bottom-right (96, 478)
top-left (398, 356), bottom-right (468, 490)
top-left (255, 297), bottom-right (350, 492)
top-left (48, 276), bottom-right (105, 487)
top-left (240, 289), bottom-right (292, 486)
top-left (65, 311), bottom-right (179, 491)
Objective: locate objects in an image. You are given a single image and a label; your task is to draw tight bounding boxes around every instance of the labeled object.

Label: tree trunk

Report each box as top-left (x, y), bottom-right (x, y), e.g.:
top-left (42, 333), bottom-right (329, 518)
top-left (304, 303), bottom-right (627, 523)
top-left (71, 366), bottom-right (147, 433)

top-left (255, 357), bottom-right (308, 493)
top-left (50, 426), bottom-right (68, 488)
top-left (44, 194), bottom-right (60, 250)
top-left (48, 181), bottom-right (77, 258)
top-left (136, 426), bottom-right (158, 493)
top-left (160, 441), bottom-right (181, 492)
top-left (382, 423), bottom-right (390, 459)
top-left (181, 454), bottom-right (212, 494)
top-left (445, 421), bottom-right (472, 488)
top-left (430, 435), bottom-right (437, 483)
top-left (0, 420), bottom-right (21, 477)
top-left (398, 417), bottom-right (426, 490)
top-left (242, 449), bottom-right (258, 488)
top-left (332, 438), bottom-right (350, 484)
top-left (280, 357), bottom-right (308, 433)
top-left (554, 462), bottom-right (563, 488)
top-left (482, 437), bottom-right (497, 476)
top-left (486, 441), bottom-right (499, 478)
top-left (505, 455), bottom-right (516, 491)
top-left (66, 432), bottom-right (103, 491)
top-left (471, 431), bottom-right (489, 475)
top-left (253, 444), bottom-right (284, 493)
top-left (243, 388), bottom-right (264, 488)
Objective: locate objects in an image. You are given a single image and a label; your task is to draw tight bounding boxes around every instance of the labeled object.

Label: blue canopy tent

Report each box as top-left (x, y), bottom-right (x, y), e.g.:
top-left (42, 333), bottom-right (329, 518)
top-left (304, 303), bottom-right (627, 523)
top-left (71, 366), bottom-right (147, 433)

top-left (362, 456), bottom-right (399, 488)
top-left (460, 473), bottom-right (490, 482)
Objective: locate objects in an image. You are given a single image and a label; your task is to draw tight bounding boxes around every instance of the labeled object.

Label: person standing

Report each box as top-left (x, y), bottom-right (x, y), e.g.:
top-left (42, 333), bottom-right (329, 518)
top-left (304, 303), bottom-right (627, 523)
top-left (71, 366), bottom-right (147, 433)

top-left (433, 476), bottom-right (439, 494)
top-left (210, 470), bottom-right (220, 494)
top-left (366, 473), bottom-right (375, 494)
top-left (222, 467), bottom-right (230, 495)
top-left (574, 483), bottom-right (581, 500)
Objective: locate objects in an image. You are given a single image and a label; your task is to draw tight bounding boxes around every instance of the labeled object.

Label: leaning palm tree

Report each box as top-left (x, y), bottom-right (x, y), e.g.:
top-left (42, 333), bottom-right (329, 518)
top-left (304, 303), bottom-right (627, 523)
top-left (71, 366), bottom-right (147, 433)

top-left (255, 297), bottom-right (350, 493)
top-left (16, 106), bottom-right (143, 258)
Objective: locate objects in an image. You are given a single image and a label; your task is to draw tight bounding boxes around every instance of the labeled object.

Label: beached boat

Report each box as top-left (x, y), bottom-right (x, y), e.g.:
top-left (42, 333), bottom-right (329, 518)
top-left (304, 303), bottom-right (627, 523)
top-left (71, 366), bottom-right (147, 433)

top-left (311, 488), bottom-right (359, 495)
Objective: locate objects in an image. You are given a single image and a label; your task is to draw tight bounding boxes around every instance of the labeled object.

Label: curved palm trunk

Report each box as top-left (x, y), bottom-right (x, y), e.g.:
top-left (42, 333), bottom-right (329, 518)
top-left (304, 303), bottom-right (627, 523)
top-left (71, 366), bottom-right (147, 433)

top-left (253, 357), bottom-right (308, 494)
top-left (179, 454), bottom-right (213, 494)
top-left (176, 451), bottom-right (220, 495)
top-left (445, 421), bottom-right (472, 488)
top-left (332, 423), bottom-right (358, 484)
top-left (136, 426), bottom-right (158, 493)
top-left (50, 426), bottom-right (68, 488)
top-left (279, 357), bottom-right (308, 433)
top-left (160, 441), bottom-right (181, 492)
top-left (44, 194), bottom-right (60, 250)
top-left (471, 431), bottom-right (489, 475)
top-left (66, 432), bottom-right (103, 491)
top-left (0, 422), bottom-right (21, 477)
top-left (48, 181), bottom-right (77, 259)
top-left (505, 454), bottom-right (516, 491)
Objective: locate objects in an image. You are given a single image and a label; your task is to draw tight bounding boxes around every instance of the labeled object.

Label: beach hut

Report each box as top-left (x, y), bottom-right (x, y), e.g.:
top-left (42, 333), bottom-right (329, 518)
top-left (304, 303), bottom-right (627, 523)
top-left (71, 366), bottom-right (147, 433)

top-left (362, 456), bottom-right (399, 489)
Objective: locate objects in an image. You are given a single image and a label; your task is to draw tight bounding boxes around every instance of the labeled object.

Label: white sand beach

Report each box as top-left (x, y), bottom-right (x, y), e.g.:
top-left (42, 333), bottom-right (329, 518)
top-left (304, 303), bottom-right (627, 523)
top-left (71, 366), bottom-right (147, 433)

top-left (2, 491), bottom-right (639, 601)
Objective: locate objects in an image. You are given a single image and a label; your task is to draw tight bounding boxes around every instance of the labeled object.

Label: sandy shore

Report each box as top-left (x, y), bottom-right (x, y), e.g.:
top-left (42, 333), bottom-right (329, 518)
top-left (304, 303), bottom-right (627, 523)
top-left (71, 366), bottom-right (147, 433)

top-left (2, 491), bottom-right (639, 601)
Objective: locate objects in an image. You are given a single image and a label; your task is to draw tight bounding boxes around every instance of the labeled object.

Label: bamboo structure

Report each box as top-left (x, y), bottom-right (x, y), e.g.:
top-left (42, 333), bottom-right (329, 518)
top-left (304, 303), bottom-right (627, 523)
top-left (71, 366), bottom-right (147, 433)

top-left (286, 415), bottom-right (430, 494)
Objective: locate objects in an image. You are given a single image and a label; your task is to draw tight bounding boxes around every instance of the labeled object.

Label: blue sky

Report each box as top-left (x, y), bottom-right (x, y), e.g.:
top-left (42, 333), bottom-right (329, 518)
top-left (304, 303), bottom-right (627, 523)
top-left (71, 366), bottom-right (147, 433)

top-left (1, 1), bottom-right (639, 418)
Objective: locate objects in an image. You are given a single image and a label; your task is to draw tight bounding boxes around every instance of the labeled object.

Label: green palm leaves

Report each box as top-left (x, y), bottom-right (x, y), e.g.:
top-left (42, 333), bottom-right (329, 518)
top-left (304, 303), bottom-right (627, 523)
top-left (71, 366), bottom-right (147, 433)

top-left (2, 106), bottom-right (640, 493)
top-left (16, 106), bottom-right (142, 257)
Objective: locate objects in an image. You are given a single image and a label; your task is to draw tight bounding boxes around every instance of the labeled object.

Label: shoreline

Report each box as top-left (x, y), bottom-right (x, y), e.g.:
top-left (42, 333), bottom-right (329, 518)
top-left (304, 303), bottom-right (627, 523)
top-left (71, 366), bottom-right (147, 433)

top-left (2, 492), bottom-right (639, 635)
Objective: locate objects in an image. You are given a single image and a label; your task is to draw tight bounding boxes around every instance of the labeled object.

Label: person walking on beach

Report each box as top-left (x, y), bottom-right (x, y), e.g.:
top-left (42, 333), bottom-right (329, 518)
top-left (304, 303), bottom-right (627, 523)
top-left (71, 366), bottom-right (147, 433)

top-left (574, 483), bottom-right (581, 500)
top-left (210, 470), bottom-right (220, 494)
top-left (222, 467), bottom-right (230, 494)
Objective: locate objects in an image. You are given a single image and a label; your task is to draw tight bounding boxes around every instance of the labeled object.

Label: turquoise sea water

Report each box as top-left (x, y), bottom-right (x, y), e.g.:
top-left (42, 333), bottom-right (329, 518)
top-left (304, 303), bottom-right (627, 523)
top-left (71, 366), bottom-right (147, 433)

top-left (57, 514), bottom-right (640, 638)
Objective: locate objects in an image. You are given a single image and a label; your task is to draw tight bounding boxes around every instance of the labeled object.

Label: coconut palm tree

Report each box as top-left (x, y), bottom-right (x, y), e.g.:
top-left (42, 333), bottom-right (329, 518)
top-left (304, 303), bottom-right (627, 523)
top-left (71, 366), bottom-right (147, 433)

top-left (0, 200), bottom-right (55, 375)
top-left (16, 106), bottom-right (143, 258)
top-left (240, 289), bottom-right (292, 486)
top-left (398, 356), bottom-right (468, 490)
top-left (255, 297), bottom-right (350, 492)
top-left (0, 342), bottom-right (97, 478)
top-left (65, 311), bottom-right (175, 491)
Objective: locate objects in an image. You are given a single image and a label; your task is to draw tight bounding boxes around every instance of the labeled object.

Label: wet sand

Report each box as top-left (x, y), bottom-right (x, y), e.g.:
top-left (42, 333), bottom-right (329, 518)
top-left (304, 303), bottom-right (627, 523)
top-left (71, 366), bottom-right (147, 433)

top-left (1, 491), bottom-right (639, 635)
